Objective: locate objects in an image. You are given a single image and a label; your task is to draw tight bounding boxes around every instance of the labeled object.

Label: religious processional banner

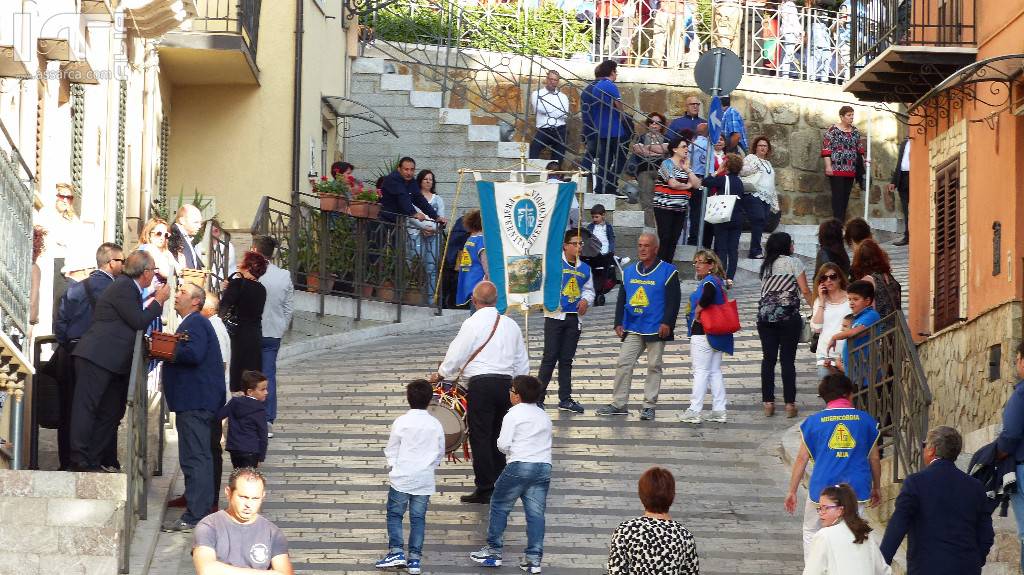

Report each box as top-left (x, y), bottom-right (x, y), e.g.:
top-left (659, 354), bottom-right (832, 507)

top-left (476, 180), bottom-right (576, 314)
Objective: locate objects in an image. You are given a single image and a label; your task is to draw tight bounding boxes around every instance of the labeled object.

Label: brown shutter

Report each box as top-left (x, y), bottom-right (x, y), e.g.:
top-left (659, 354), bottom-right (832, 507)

top-left (933, 157), bottom-right (960, 331)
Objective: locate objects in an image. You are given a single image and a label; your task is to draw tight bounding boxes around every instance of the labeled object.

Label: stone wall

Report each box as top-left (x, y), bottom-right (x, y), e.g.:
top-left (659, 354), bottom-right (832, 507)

top-left (373, 46), bottom-right (903, 225)
top-left (0, 470), bottom-right (126, 574)
top-left (918, 300), bottom-right (1023, 434)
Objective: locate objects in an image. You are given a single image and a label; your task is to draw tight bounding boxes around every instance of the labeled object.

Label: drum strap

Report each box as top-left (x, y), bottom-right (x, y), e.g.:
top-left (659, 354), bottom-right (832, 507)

top-left (454, 313), bottom-right (502, 384)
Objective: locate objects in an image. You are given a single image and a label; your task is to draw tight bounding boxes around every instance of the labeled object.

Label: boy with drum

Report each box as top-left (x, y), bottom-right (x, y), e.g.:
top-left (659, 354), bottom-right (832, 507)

top-left (375, 380), bottom-right (446, 575)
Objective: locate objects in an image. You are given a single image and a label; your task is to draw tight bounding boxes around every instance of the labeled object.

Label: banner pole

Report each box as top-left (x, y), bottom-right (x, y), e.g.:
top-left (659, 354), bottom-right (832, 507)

top-left (434, 169), bottom-right (467, 305)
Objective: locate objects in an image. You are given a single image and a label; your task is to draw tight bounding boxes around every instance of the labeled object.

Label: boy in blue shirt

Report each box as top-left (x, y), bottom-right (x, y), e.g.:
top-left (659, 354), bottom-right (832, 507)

top-left (827, 280), bottom-right (881, 385)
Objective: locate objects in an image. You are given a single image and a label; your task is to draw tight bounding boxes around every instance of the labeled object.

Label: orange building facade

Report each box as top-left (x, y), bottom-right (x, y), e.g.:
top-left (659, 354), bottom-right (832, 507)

top-left (846, 0), bottom-right (1024, 431)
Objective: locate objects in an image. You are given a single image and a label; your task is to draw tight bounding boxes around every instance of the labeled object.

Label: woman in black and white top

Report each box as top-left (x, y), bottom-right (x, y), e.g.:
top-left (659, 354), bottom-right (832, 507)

top-left (757, 232), bottom-right (813, 418)
top-left (607, 467), bottom-right (699, 575)
top-left (739, 136), bottom-right (780, 259)
top-left (654, 137), bottom-right (701, 264)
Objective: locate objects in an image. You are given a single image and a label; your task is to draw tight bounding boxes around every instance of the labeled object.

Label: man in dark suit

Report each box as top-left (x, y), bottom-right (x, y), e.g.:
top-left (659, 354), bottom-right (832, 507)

top-left (169, 203), bottom-right (205, 269)
top-left (880, 425), bottom-right (994, 574)
top-left (888, 137), bottom-right (910, 246)
top-left (69, 250), bottom-right (169, 471)
top-left (53, 242), bottom-right (123, 470)
top-left (161, 283), bottom-right (226, 532)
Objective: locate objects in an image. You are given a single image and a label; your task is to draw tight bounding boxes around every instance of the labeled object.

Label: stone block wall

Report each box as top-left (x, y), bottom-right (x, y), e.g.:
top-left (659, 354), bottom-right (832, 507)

top-left (0, 470), bottom-right (126, 575)
top-left (918, 300), bottom-right (1023, 435)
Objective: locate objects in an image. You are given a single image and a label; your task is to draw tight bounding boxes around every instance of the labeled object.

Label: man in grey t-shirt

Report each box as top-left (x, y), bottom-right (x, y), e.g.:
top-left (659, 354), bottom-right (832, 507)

top-left (193, 468), bottom-right (293, 574)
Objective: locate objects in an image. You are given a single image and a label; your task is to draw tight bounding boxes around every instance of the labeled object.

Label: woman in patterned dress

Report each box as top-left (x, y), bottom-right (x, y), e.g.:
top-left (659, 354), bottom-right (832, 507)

top-left (821, 105), bottom-right (864, 222)
top-left (607, 467), bottom-right (700, 574)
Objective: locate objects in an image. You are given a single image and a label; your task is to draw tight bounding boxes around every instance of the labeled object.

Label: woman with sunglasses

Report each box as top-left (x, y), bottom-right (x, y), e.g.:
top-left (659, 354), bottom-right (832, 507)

top-left (803, 483), bottom-right (889, 575)
top-left (679, 249), bottom-right (732, 424)
top-left (138, 217), bottom-right (178, 327)
top-left (811, 262), bottom-right (851, 378)
top-left (632, 112), bottom-right (669, 227)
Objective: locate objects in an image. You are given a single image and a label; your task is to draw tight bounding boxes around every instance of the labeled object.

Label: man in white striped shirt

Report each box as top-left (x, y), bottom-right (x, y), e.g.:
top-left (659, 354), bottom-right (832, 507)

top-left (528, 70), bottom-right (571, 165)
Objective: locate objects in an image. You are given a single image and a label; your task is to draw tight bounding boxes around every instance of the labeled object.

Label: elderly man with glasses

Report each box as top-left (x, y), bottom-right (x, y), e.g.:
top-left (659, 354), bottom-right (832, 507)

top-left (69, 250), bottom-right (169, 471)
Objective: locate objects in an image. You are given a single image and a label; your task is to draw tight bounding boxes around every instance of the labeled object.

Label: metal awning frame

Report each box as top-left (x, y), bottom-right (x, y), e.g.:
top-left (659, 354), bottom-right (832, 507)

top-left (905, 53), bottom-right (1024, 134)
top-left (322, 95), bottom-right (399, 140)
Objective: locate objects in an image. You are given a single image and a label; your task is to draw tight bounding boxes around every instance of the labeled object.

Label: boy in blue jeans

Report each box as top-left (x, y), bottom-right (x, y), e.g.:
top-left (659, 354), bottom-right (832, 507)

top-left (470, 375), bottom-right (553, 573)
top-left (375, 380), bottom-right (445, 575)
top-left (827, 280), bottom-right (881, 386)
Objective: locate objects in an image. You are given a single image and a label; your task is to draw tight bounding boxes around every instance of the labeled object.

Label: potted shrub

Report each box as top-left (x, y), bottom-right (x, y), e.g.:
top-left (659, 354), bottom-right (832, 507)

top-left (349, 185), bottom-right (382, 219)
top-left (376, 246), bottom-right (397, 301)
top-left (403, 254), bottom-right (426, 305)
top-left (313, 175), bottom-right (351, 213)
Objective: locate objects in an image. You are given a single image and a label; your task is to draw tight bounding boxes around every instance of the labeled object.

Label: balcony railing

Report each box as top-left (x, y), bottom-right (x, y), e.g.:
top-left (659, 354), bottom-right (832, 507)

top-left (192, 0), bottom-right (262, 56)
top-left (0, 139), bottom-right (34, 348)
top-left (369, 0), bottom-right (854, 85)
top-left (252, 194), bottom-right (443, 322)
top-left (849, 0), bottom-right (975, 72)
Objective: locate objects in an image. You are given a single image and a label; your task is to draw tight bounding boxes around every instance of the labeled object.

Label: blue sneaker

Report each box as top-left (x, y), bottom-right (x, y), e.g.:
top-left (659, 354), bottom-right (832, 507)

top-left (470, 547), bottom-right (502, 567)
top-left (374, 551), bottom-right (406, 569)
top-left (407, 558), bottom-right (421, 574)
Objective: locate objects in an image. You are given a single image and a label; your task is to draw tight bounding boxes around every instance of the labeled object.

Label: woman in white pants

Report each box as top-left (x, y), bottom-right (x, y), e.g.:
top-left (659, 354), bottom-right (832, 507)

top-left (680, 249), bottom-right (734, 423)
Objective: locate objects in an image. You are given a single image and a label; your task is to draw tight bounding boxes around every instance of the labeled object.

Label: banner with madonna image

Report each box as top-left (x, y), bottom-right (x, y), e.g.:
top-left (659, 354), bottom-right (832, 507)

top-left (476, 180), bottom-right (576, 314)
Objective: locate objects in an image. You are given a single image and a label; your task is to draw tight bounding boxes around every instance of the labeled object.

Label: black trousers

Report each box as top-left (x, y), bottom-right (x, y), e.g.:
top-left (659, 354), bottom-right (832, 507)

top-left (654, 207), bottom-right (688, 263)
top-left (55, 343), bottom-right (78, 470)
top-left (896, 176), bottom-right (910, 237)
top-left (686, 192), bottom-right (713, 247)
top-left (528, 125), bottom-right (567, 164)
top-left (229, 451), bottom-right (260, 469)
top-left (829, 176), bottom-right (856, 222)
top-left (70, 357), bottom-right (128, 469)
top-left (466, 374), bottom-right (512, 491)
top-left (538, 317), bottom-right (582, 403)
top-left (757, 318), bottom-right (802, 404)
top-left (211, 417), bottom-right (224, 507)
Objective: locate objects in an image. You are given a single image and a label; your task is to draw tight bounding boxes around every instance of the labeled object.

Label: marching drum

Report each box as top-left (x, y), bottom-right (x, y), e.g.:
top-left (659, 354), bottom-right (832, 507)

top-left (429, 381), bottom-right (468, 454)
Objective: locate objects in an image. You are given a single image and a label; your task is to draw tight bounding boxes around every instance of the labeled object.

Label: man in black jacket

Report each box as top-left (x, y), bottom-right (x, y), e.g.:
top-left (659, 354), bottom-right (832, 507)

top-left (880, 426), bottom-right (994, 574)
top-left (69, 250), bottom-right (169, 471)
top-left (379, 157), bottom-right (446, 225)
top-left (53, 242), bottom-right (123, 470)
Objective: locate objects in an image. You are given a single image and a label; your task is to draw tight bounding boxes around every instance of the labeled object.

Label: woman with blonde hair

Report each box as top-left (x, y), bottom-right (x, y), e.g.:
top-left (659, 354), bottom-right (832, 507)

top-left (803, 483), bottom-right (890, 575)
top-left (680, 249), bottom-right (734, 424)
top-left (138, 217), bottom-right (178, 280)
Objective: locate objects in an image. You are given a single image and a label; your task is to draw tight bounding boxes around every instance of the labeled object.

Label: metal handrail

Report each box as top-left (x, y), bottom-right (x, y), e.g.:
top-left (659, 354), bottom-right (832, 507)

top-left (847, 309), bottom-right (932, 483)
top-left (120, 331), bottom-right (151, 574)
top-left (191, 0), bottom-right (262, 55)
top-left (849, 0), bottom-right (976, 72)
top-left (251, 193), bottom-right (444, 321)
top-left (0, 145), bottom-right (34, 343)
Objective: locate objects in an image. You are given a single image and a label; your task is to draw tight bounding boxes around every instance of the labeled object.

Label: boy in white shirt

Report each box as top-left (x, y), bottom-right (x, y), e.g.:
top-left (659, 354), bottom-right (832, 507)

top-left (375, 380), bottom-right (445, 575)
top-left (470, 375), bottom-right (553, 573)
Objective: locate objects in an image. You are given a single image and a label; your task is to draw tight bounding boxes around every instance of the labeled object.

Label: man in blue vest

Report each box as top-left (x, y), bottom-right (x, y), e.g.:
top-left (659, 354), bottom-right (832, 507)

top-left (597, 232), bottom-right (681, 421)
top-left (538, 230), bottom-right (595, 414)
top-left (784, 372), bottom-right (881, 560)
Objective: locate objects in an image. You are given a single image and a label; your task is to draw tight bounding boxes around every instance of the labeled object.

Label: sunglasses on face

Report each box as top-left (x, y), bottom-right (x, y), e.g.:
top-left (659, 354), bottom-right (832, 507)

top-left (111, 258), bottom-right (124, 263)
top-left (152, 231), bottom-right (170, 238)
top-left (822, 273), bottom-right (839, 281)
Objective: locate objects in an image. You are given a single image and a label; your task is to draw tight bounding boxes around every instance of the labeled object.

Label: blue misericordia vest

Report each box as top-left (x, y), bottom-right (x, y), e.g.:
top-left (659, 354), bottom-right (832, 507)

top-left (800, 406), bottom-right (880, 502)
top-left (559, 258), bottom-right (592, 313)
top-left (456, 234), bottom-right (486, 306)
top-left (622, 260), bottom-right (678, 335)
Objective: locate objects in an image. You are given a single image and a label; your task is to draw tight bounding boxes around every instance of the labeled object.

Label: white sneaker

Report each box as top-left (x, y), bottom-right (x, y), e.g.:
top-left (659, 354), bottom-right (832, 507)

top-left (679, 410), bottom-right (702, 424)
top-left (706, 410), bottom-right (727, 423)
top-left (267, 423), bottom-right (274, 439)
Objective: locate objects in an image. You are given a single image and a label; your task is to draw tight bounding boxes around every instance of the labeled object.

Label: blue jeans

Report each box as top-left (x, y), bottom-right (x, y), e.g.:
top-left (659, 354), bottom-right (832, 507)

top-left (714, 221), bottom-right (743, 280)
top-left (485, 462), bottom-right (552, 563)
top-left (740, 194), bottom-right (769, 257)
top-left (261, 337), bottom-right (281, 423)
top-left (1011, 463), bottom-right (1024, 573)
top-left (387, 487), bottom-right (430, 560)
top-left (177, 410), bottom-right (215, 525)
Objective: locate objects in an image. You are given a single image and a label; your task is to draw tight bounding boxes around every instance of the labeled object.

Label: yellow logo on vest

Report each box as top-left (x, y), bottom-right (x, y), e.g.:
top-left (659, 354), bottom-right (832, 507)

top-left (458, 248), bottom-right (472, 269)
top-left (562, 276), bottom-right (581, 302)
top-left (629, 286), bottom-right (649, 308)
top-left (828, 423), bottom-right (857, 451)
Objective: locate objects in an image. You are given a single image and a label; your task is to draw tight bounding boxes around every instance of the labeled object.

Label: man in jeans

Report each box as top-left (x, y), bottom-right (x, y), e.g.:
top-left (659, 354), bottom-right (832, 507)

top-left (528, 70), bottom-right (570, 164)
top-left (253, 235), bottom-right (294, 438)
top-left (590, 60), bottom-right (628, 197)
top-left (161, 284), bottom-right (226, 532)
top-left (470, 375), bottom-right (552, 573)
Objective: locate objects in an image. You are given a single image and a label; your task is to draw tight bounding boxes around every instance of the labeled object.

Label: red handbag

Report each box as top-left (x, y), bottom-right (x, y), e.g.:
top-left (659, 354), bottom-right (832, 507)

top-left (699, 290), bottom-right (741, 335)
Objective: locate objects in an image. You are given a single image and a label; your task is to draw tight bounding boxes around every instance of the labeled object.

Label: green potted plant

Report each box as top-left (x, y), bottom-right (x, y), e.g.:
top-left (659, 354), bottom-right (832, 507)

top-left (403, 254), bottom-right (426, 305)
top-left (376, 245), bottom-right (397, 301)
top-left (349, 185), bottom-right (382, 219)
top-left (313, 175), bottom-right (353, 213)
top-left (295, 224), bottom-right (322, 292)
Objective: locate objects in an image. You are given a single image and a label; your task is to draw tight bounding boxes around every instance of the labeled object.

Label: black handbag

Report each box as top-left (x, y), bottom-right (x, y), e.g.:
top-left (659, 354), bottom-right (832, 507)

top-left (221, 272), bottom-right (242, 336)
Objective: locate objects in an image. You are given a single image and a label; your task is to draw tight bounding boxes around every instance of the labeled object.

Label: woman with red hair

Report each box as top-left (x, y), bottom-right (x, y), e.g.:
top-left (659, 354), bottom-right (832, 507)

top-left (850, 239), bottom-right (901, 320)
top-left (220, 251), bottom-right (268, 393)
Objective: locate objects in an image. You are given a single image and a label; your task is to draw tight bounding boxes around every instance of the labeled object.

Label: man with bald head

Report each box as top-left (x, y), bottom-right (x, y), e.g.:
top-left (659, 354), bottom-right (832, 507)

top-left (597, 232), bottom-right (681, 421)
top-left (162, 281), bottom-right (226, 532)
top-left (434, 281), bottom-right (530, 504)
top-left (170, 203), bottom-right (205, 269)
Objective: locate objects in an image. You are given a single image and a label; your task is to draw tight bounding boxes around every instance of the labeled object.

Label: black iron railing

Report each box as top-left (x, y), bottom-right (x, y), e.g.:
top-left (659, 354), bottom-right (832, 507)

top-left (252, 193), bottom-right (443, 322)
top-left (0, 120), bottom-right (34, 347)
top-left (847, 310), bottom-right (932, 482)
top-left (192, 0), bottom-right (262, 56)
top-left (849, 0), bottom-right (975, 72)
top-left (120, 331), bottom-right (153, 573)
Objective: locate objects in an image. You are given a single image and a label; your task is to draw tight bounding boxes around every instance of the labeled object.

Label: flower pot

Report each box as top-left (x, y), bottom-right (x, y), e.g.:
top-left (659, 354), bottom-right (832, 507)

top-left (348, 200), bottom-right (381, 219)
top-left (306, 272), bottom-right (321, 293)
top-left (377, 281), bottom-right (395, 302)
top-left (360, 284), bottom-right (375, 298)
top-left (403, 289), bottom-right (424, 306)
top-left (319, 193), bottom-right (338, 212)
top-left (334, 195), bottom-right (350, 214)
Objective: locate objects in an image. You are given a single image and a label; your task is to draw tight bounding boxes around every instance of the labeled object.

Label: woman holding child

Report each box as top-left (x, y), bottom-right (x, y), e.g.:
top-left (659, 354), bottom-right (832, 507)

top-left (811, 262), bottom-right (851, 377)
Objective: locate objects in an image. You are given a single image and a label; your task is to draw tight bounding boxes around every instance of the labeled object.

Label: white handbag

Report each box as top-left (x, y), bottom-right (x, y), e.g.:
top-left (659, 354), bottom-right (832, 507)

top-left (704, 176), bottom-right (738, 225)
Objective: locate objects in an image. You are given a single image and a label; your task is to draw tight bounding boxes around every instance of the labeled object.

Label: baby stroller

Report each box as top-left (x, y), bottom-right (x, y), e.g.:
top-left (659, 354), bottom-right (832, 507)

top-left (576, 227), bottom-right (627, 306)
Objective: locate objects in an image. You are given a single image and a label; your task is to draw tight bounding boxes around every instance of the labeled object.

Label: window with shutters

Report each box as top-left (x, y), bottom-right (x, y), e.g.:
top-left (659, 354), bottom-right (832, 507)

top-left (933, 158), bottom-right (960, 331)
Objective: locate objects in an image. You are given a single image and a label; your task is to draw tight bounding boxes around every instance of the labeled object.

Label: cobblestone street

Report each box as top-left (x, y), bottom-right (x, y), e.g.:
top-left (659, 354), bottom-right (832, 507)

top-left (152, 275), bottom-right (833, 574)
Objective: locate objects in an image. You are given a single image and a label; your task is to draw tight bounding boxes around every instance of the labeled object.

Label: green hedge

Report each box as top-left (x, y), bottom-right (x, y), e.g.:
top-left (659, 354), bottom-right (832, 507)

top-left (371, 3), bottom-right (592, 58)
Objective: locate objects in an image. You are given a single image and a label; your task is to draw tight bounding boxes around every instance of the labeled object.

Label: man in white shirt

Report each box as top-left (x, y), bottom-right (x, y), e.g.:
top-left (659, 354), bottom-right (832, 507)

top-left (528, 70), bottom-right (571, 165)
top-left (252, 236), bottom-right (294, 437)
top-left (433, 281), bottom-right (529, 504)
top-left (888, 137), bottom-right (910, 246)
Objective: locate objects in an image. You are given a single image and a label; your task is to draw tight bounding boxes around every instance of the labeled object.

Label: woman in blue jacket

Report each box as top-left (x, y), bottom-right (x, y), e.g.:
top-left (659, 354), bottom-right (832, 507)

top-left (680, 249), bottom-right (734, 424)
